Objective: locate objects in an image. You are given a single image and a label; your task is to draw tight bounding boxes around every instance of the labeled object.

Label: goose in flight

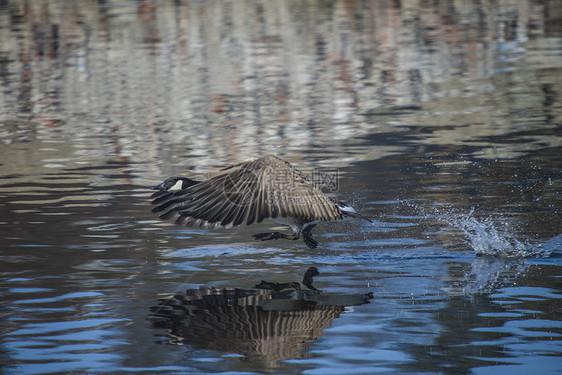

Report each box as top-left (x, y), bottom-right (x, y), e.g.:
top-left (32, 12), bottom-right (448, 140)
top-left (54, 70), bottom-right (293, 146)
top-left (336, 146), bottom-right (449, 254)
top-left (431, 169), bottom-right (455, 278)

top-left (150, 155), bottom-right (371, 248)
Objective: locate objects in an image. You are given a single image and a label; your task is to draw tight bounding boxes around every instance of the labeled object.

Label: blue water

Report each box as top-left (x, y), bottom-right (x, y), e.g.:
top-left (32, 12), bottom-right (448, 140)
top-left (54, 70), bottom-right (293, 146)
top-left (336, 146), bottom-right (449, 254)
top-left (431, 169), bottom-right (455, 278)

top-left (1, 1), bottom-right (561, 374)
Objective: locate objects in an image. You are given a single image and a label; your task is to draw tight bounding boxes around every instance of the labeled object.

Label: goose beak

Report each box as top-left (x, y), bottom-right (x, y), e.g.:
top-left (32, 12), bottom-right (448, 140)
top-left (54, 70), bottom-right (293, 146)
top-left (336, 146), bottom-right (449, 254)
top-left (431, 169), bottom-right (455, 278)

top-left (358, 213), bottom-right (374, 223)
top-left (343, 210), bottom-right (373, 223)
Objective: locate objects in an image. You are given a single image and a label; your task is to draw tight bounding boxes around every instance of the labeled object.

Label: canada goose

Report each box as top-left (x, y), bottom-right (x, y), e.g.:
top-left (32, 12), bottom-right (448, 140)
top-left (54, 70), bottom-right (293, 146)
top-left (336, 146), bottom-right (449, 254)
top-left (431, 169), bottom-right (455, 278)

top-left (150, 155), bottom-right (371, 248)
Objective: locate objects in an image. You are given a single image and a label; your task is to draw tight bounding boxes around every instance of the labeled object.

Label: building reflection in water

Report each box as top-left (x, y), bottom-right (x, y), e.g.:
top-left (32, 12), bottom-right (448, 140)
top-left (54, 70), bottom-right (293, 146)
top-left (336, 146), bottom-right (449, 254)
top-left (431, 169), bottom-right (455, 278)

top-left (150, 268), bottom-right (373, 367)
top-left (2, 0), bottom-right (560, 176)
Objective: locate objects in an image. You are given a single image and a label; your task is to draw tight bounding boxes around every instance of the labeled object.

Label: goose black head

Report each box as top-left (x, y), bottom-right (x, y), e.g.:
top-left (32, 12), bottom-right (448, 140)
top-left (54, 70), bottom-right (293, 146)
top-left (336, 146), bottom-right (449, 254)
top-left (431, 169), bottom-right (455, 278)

top-left (335, 201), bottom-right (373, 223)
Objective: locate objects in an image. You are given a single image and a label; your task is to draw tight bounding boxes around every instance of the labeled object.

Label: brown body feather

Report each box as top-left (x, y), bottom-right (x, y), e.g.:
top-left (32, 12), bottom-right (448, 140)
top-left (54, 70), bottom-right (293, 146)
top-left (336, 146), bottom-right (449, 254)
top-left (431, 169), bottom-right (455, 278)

top-left (151, 155), bottom-right (343, 229)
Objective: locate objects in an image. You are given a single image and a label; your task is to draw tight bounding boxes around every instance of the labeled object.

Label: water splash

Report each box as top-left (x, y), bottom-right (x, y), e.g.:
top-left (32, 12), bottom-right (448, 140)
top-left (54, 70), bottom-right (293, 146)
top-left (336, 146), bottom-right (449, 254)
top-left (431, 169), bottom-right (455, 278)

top-left (448, 208), bottom-right (551, 258)
top-left (399, 200), bottom-right (553, 258)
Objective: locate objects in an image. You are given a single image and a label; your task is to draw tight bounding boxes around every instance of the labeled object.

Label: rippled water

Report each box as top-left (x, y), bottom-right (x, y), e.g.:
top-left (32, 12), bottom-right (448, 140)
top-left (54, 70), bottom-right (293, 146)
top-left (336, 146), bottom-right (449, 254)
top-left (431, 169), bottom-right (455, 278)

top-left (1, 1), bottom-right (561, 374)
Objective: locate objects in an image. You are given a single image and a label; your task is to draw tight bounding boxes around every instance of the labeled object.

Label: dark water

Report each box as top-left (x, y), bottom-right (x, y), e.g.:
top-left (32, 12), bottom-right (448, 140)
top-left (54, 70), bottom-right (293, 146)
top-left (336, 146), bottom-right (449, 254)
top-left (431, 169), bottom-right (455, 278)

top-left (1, 1), bottom-right (561, 374)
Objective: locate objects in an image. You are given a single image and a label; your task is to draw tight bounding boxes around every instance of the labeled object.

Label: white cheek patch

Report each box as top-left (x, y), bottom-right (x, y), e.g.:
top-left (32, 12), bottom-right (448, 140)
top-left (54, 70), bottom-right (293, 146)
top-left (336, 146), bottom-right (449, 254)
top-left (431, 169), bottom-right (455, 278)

top-left (339, 205), bottom-right (357, 214)
top-left (170, 180), bottom-right (184, 191)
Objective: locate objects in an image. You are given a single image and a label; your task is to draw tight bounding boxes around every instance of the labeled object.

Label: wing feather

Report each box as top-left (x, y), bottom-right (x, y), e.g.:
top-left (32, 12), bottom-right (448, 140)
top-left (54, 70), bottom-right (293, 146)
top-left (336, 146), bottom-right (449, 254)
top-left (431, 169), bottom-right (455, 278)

top-left (231, 171), bottom-right (257, 226)
top-left (151, 155), bottom-right (342, 228)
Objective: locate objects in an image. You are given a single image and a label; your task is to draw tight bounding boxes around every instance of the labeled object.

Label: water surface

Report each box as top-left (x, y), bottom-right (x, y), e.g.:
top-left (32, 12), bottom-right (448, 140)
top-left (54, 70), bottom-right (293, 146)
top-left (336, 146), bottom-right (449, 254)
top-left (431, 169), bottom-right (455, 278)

top-left (1, 1), bottom-right (561, 374)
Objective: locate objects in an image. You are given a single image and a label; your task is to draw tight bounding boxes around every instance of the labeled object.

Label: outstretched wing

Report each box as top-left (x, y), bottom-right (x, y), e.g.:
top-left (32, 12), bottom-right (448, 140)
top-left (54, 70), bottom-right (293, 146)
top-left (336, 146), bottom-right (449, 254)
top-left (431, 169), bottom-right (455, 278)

top-left (151, 155), bottom-right (342, 229)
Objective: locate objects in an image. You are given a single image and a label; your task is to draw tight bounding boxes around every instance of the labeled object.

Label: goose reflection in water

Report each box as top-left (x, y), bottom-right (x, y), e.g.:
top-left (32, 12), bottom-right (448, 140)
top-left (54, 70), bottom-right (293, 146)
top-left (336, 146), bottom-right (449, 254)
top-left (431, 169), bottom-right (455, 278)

top-left (150, 267), bottom-right (373, 367)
